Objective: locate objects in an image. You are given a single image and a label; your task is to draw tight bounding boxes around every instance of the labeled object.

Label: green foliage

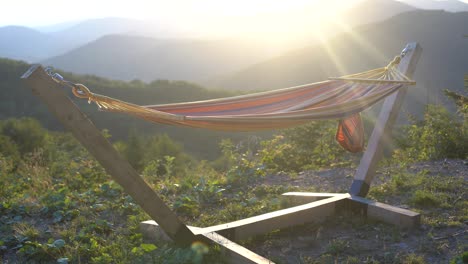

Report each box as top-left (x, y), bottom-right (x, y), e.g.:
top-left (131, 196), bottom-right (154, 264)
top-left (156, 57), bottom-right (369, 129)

top-left (221, 138), bottom-right (266, 185)
top-left (450, 251), bottom-right (468, 264)
top-left (394, 104), bottom-right (467, 162)
top-left (402, 253), bottom-right (426, 264)
top-left (411, 190), bottom-right (440, 207)
top-left (259, 121), bottom-right (355, 172)
top-left (119, 132), bottom-right (194, 175)
top-left (0, 118), bottom-right (47, 156)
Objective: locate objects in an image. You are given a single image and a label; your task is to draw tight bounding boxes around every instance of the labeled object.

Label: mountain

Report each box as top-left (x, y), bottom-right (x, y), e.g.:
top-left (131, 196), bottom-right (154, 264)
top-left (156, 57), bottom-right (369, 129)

top-left (212, 10), bottom-right (468, 118)
top-left (343, 0), bottom-right (416, 26)
top-left (399, 0), bottom-right (468, 12)
top-left (42, 35), bottom-right (276, 82)
top-left (39, 0), bottom-right (417, 83)
top-left (36, 20), bottom-right (82, 33)
top-left (0, 18), bottom-right (175, 62)
top-left (48, 17), bottom-right (180, 46)
top-left (0, 26), bottom-right (54, 61)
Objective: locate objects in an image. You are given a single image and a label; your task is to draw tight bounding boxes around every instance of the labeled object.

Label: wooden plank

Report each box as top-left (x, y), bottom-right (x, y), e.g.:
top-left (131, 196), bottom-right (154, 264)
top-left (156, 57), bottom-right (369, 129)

top-left (348, 196), bottom-right (420, 228)
top-left (282, 192), bottom-right (343, 204)
top-left (282, 192), bottom-right (343, 197)
top-left (140, 220), bottom-right (273, 263)
top-left (202, 232), bottom-right (274, 264)
top-left (193, 194), bottom-right (350, 240)
top-left (350, 43), bottom-right (422, 197)
top-left (21, 65), bottom-right (195, 245)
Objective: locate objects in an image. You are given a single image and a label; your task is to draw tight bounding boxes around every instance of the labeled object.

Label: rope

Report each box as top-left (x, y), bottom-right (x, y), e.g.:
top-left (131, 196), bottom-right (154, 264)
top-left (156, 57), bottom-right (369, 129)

top-left (328, 55), bottom-right (415, 85)
top-left (45, 69), bottom-right (184, 121)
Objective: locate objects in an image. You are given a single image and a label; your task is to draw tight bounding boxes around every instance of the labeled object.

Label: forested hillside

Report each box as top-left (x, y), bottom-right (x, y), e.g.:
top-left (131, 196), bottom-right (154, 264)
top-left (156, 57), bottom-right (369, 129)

top-left (0, 58), bottom-right (260, 159)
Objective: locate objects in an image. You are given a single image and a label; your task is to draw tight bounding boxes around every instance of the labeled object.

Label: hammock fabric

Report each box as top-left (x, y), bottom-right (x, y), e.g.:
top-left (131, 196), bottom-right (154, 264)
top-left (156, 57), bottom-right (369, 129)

top-left (56, 56), bottom-right (415, 153)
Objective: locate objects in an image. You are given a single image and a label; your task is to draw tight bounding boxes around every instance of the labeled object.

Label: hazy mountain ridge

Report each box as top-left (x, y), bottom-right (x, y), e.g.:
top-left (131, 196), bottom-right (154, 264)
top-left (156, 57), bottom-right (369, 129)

top-left (0, 18), bottom-right (176, 62)
top-left (399, 0), bottom-right (468, 12)
top-left (343, 0), bottom-right (416, 25)
top-left (1, 0), bottom-right (416, 65)
top-left (41, 35), bottom-right (275, 82)
top-left (0, 26), bottom-right (53, 61)
top-left (34, 0), bottom-right (417, 82)
top-left (211, 10), bottom-right (468, 118)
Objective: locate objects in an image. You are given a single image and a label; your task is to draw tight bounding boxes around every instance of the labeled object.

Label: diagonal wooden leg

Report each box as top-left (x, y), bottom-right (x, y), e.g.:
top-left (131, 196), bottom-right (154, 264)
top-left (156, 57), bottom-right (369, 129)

top-left (21, 66), bottom-right (196, 245)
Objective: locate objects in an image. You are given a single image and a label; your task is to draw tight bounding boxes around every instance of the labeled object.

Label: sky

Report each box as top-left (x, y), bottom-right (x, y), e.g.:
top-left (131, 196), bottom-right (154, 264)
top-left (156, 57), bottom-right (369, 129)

top-left (2, 0), bottom-right (468, 28)
top-left (1, 0), bottom-right (357, 27)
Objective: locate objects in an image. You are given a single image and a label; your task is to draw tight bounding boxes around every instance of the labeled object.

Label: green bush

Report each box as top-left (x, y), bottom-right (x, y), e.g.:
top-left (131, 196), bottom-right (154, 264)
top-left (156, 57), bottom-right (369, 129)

top-left (259, 120), bottom-right (355, 172)
top-left (394, 104), bottom-right (467, 162)
top-left (0, 118), bottom-right (48, 156)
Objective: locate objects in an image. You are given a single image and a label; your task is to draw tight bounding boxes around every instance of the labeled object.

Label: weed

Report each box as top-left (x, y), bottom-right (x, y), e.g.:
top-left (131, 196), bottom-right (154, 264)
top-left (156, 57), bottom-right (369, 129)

top-left (402, 253), bottom-right (426, 264)
top-left (411, 190), bottom-right (440, 207)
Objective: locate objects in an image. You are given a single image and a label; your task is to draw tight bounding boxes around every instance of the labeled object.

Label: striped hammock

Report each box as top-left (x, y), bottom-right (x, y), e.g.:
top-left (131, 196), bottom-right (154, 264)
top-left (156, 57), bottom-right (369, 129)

top-left (55, 56), bottom-right (415, 153)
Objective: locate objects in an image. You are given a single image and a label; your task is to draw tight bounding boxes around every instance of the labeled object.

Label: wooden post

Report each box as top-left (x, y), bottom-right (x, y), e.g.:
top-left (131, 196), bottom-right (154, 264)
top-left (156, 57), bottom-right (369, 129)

top-left (21, 65), bottom-right (196, 245)
top-left (350, 43), bottom-right (422, 197)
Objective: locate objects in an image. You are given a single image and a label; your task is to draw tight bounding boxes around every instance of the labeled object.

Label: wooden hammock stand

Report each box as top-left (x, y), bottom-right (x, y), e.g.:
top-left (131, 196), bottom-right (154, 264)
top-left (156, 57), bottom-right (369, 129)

top-left (22, 43), bottom-right (422, 264)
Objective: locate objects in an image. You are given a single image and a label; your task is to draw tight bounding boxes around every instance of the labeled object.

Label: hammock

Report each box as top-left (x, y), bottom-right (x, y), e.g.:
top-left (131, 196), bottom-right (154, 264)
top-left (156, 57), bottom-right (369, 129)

top-left (49, 56), bottom-right (415, 153)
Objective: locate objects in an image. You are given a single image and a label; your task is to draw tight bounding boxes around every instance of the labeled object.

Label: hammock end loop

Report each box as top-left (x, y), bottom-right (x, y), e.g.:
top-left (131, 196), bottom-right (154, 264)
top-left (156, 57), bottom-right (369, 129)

top-left (72, 83), bottom-right (92, 99)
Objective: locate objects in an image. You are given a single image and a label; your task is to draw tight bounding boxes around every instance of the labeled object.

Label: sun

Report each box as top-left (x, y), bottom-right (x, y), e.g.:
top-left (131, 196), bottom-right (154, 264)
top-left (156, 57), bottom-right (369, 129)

top-left (173, 0), bottom-right (360, 42)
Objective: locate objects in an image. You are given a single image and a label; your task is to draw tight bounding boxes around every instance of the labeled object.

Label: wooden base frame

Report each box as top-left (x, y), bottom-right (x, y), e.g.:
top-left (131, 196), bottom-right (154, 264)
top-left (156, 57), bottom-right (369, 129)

top-left (22, 43), bottom-right (422, 264)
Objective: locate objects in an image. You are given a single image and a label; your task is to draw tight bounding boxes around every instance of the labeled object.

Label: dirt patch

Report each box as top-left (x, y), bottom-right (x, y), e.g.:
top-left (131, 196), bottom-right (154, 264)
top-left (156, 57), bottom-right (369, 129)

top-left (245, 159), bottom-right (468, 263)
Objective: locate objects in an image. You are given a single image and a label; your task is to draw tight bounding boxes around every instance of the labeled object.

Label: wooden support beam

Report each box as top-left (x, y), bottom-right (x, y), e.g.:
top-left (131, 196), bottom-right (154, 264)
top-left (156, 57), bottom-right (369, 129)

top-left (21, 65), bottom-right (196, 245)
top-left (282, 193), bottom-right (420, 228)
top-left (350, 43), bottom-right (422, 197)
top-left (201, 232), bottom-right (274, 264)
top-left (347, 196), bottom-right (420, 228)
top-left (282, 192), bottom-right (342, 198)
top-left (140, 221), bottom-right (273, 264)
top-left (281, 192), bottom-right (342, 204)
top-left (193, 194), bottom-right (350, 240)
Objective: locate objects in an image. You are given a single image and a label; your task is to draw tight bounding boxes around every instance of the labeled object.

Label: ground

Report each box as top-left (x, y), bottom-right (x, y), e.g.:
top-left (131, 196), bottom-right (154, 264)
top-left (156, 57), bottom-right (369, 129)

top-left (238, 159), bottom-right (468, 263)
top-left (1, 159), bottom-right (466, 263)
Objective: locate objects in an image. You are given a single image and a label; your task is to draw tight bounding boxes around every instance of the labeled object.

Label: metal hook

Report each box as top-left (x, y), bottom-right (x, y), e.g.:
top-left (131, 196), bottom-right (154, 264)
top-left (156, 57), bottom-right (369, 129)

top-left (401, 45), bottom-right (411, 58)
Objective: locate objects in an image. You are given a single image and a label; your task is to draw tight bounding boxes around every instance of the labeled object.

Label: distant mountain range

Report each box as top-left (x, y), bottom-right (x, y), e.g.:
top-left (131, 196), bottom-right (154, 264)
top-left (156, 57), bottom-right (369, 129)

top-left (210, 10), bottom-right (468, 119)
top-left (0, 26), bottom-right (53, 61)
top-left (42, 36), bottom-right (275, 81)
top-left (0, 18), bottom-right (180, 62)
top-left (34, 0), bottom-right (415, 82)
top-left (399, 0), bottom-right (468, 12)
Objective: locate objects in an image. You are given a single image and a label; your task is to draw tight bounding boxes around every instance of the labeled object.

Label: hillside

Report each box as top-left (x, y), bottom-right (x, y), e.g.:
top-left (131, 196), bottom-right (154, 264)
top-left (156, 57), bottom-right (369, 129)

top-left (342, 0), bottom-right (416, 26)
top-left (211, 10), bottom-right (468, 118)
top-left (41, 35), bottom-right (274, 82)
top-left (0, 18), bottom-right (174, 62)
top-left (400, 0), bottom-right (468, 12)
top-left (0, 26), bottom-right (53, 61)
top-left (0, 58), bottom-right (257, 159)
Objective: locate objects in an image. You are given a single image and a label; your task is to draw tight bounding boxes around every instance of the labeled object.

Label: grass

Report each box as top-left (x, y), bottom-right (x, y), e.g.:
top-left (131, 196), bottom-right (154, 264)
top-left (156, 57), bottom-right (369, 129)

top-left (2, 152), bottom-right (467, 263)
top-left (0, 119), bottom-right (466, 263)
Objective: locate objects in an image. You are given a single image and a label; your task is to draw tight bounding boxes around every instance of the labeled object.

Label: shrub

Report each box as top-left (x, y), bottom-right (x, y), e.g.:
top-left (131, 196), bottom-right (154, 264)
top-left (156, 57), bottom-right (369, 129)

top-left (0, 118), bottom-right (48, 155)
top-left (394, 104), bottom-right (467, 162)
